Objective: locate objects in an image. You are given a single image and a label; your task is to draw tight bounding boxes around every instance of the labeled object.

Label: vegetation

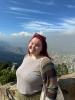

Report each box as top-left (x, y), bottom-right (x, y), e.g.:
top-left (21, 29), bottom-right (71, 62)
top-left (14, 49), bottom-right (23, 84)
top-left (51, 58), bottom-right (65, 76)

top-left (0, 62), bottom-right (16, 85)
top-left (0, 61), bottom-right (70, 85)
top-left (56, 63), bottom-right (68, 77)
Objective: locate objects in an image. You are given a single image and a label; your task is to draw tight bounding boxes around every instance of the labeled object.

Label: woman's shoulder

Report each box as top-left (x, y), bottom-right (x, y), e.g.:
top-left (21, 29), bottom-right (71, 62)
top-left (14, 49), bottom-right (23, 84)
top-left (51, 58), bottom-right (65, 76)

top-left (40, 56), bottom-right (55, 72)
top-left (41, 56), bottom-right (52, 66)
top-left (23, 54), bottom-right (29, 59)
top-left (22, 54), bottom-right (29, 62)
top-left (41, 56), bottom-right (50, 61)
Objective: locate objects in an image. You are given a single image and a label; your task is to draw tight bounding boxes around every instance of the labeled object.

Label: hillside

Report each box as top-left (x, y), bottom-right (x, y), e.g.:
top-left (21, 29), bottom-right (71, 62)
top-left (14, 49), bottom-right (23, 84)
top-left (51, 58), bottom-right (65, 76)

top-left (0, 41), bottom-right (25, 64)
top-left (0, 50), bottom-right (24, 64)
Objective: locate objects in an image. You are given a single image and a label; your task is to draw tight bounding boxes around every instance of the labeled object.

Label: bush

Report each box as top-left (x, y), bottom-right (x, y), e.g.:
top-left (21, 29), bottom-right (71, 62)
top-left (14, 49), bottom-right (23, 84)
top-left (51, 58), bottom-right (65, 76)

top-left (0, 62), bottom-right (16, 85)
top-left (0, 62), bottom-right (12, 71)
top-left (0, 69), bottom-right (16, 85)
top-left (56, 63), bottom-right (68, 77)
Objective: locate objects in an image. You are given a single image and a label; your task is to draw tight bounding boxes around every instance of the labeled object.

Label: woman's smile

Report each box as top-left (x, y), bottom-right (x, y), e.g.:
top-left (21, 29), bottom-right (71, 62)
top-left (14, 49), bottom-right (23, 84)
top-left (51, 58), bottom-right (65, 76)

top-left (28, 37), bottom-right (42, 56)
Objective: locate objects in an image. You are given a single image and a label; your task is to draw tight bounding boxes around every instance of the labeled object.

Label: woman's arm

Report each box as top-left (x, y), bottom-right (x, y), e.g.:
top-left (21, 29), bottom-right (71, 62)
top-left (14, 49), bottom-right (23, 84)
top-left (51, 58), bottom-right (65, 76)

top-left (42, 62), bottom-right (58, 99)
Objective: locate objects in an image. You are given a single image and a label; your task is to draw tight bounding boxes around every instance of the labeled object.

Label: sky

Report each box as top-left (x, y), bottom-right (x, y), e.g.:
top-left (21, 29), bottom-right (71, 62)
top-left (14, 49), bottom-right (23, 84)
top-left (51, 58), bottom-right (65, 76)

top-left (0, 0), bottom-right (75, 40)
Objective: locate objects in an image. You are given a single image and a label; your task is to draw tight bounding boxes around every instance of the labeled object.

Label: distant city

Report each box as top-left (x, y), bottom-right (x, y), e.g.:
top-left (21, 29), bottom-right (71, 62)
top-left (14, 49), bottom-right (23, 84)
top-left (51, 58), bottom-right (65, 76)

top-left (50, 52), bottom-right (75, 73)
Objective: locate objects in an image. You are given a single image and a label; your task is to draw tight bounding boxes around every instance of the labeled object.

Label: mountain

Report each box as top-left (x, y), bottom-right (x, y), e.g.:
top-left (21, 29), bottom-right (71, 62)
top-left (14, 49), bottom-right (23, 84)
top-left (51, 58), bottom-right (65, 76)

top-left (0, 41), bottom-right (26, 55)
top-left (0, 41), bottom-right (25, 64)
top-left (0, 50), bottom-right (24, 64)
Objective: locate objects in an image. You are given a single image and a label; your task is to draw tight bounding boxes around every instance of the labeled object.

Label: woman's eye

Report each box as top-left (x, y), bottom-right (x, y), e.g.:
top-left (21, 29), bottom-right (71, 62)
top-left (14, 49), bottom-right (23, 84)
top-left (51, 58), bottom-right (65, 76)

top-left (30, 42), bottom-right (40, 47)
top-left (30, 42), bottom-right (33, 45)
top-left (36, 44), bottom-right (40, 47)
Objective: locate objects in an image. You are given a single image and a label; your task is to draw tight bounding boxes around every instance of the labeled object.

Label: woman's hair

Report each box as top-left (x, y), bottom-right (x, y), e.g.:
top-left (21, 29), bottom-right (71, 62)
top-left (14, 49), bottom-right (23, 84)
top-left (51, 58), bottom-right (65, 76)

top-left (28, 33), bottom-right (51, 59)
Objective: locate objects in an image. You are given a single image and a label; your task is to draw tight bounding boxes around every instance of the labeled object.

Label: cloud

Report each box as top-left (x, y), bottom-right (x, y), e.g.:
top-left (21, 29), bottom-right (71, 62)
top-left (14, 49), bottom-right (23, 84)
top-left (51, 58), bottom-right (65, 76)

top-left (9, 7), bottom-right (53, 15)
top-left (22, 18), bottom-right (75, 35)
top-left (56, 18), bottom-right (75, 35)
top-left (66, 4), bottom-right (75, 8)
top-left (64, 18), bottom-right (75, 25)
top-left (0, 32), bottom-right (4, 36)
top-left (15, 16), bottom-right (35, 20)
top-left (9, 0), bottom-right (26, 6)
top-left (34, 0), bottom-right (54, 6)
top-left (0, 32), bottom-right (13, 41)
top-left (22, 21), bottom-right (64, 33)
top-left (62, 28), bottom-right (75, 35)
top-left (0, 32), bottom-right (31, 41)
top-left (11, 32), bottom-right (32, 37)
top-left (11, 31), bottom-right (44, 37)
top-left (10, 0), bottom-right (18, 4)
top-left (60, 18), bottom-right (75, 29)
top-left (0, 32), bottom-right (7, 39)
top-left (0, 31), bottom-right (44, 41)
top-left (5, 10), bottom-right (27, 16)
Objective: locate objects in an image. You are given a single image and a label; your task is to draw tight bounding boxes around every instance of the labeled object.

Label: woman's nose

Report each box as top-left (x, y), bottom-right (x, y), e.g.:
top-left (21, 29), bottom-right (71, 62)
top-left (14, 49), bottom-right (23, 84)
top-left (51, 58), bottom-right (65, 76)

top-left (32, 44), bottom-right (35, 48)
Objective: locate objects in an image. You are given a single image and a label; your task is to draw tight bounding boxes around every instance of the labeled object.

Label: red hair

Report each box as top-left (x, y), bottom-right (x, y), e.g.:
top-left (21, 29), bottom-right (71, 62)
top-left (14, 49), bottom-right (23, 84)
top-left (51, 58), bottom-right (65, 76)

top-left (28, 33), bottom-right (51, 59)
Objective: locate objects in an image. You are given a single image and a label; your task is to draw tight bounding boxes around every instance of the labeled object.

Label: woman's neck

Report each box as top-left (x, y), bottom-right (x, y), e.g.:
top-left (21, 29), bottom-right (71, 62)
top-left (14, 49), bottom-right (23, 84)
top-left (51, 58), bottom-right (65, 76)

top-left (29, 54), bottom-right (42, 59)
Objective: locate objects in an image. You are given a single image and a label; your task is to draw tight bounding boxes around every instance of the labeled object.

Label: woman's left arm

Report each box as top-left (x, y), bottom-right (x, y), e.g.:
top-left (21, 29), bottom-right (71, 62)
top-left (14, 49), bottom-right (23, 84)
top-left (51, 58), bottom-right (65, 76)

top-left (42, 62), bottom-right (58, 99)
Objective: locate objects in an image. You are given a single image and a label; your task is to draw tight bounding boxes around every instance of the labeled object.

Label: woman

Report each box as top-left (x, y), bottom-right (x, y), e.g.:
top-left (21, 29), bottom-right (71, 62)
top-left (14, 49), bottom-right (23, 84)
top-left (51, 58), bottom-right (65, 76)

top-left (16, 33), bottom-right (58, 100)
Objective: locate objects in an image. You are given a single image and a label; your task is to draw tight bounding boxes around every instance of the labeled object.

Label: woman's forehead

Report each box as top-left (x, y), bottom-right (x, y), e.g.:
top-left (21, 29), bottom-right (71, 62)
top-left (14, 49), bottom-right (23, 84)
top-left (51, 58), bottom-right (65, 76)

top-left (31, 37), bottom-right (42, 43)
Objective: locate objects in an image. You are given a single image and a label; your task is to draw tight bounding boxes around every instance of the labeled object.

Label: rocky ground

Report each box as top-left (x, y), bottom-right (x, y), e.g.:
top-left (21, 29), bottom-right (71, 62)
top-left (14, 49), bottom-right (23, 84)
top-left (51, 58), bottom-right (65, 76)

top-left (0, 82), bottom-right (17, 100)
top-left (58, 72), bottom-right (75, 100)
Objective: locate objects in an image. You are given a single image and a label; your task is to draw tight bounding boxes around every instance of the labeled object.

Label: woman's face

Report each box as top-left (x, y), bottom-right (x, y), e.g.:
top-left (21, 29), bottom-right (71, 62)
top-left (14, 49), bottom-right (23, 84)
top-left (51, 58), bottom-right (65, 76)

top-left (28, 37), bottom-right (42, 56)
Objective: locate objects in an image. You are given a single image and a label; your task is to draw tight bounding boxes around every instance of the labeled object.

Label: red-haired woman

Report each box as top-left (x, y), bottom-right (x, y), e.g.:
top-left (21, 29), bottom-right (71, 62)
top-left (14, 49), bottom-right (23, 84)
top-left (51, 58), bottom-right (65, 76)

top-left (16, 33), bottom-right (58, 100)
